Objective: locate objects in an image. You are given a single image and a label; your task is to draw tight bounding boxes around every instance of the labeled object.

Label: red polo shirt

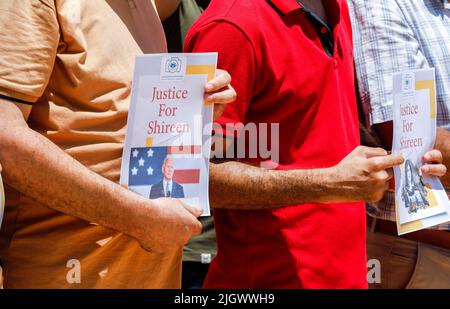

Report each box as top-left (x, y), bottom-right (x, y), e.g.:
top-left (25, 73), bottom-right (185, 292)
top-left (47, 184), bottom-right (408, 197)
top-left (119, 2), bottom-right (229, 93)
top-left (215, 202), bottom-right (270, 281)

top-left (185, 0), bottom-right (367, 288)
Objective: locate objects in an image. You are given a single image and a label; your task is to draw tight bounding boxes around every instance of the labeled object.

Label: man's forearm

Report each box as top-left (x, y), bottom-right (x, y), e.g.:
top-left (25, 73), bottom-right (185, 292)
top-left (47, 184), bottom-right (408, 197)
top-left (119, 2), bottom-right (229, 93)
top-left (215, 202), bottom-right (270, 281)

top-left (0, 101), bottom-right (150, 239)
top-left (209, 161), bottom-right (346, 210)
top-left (436, 127), bottom-right (450, 186)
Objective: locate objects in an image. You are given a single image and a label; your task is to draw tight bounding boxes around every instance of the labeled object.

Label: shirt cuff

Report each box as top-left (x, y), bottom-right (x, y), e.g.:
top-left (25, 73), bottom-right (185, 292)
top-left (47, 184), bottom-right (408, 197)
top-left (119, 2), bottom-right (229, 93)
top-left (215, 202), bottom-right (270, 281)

top-left (0, 87), bottom-right (38, 105)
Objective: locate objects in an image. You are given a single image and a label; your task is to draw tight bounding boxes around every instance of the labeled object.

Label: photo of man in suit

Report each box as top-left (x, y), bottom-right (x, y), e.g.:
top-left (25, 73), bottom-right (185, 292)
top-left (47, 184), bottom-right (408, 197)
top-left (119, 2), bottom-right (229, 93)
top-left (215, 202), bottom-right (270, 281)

top-left (150, 156), bottom-right (185, 199)
top-left (402, 159), bottom-right (429, 214)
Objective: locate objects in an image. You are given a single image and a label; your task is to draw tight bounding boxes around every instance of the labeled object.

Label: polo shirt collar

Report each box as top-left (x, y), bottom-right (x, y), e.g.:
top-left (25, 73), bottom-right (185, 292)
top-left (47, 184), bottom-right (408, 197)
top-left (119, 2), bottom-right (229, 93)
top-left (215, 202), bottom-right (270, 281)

top-left (267, 0), bottom-right (302, 15)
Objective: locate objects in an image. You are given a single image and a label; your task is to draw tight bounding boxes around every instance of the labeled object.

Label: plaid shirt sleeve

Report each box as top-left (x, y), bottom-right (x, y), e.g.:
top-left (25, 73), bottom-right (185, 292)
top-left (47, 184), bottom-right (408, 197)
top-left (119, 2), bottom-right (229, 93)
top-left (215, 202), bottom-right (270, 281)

top-left (349, 0), bottom-right (430, 126)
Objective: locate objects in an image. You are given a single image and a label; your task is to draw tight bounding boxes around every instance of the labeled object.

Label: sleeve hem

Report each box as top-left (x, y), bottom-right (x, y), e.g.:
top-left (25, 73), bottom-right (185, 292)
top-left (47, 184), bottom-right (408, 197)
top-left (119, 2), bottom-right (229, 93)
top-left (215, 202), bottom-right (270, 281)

top-left (0, 88), bottom-right (37, 105)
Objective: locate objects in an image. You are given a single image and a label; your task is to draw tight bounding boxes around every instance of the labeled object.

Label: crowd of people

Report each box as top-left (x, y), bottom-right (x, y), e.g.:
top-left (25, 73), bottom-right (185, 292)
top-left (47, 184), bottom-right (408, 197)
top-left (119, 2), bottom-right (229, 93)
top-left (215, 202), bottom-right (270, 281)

top-left (0, 0), bottom-right (449, 289)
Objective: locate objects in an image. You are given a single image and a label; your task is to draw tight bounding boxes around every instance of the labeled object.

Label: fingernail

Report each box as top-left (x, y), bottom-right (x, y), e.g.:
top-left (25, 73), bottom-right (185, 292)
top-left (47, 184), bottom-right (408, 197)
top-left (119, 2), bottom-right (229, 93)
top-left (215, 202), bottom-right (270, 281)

top-left (205, 83), bottom-right (214, 91)
top-left (205, 94), bottom-right (214, 102)
top-left (195, 207), bottom-right (203, 213)
top-left (422, 166), bottom-right (429, 173)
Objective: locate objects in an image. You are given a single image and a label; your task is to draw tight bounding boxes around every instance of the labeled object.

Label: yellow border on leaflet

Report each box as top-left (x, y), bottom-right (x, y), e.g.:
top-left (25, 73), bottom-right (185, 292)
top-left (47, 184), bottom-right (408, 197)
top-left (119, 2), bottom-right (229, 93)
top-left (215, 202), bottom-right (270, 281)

top-left (396, 205), bottom-right (425, 234)
top-left (186, 65), bottom-right (215, 82)
top-left (186, 65), bottom-right (216, 105)
top-left (146, 137), bottom-right (154, 147)
top-left (415, 80), bottom-right (436, 119)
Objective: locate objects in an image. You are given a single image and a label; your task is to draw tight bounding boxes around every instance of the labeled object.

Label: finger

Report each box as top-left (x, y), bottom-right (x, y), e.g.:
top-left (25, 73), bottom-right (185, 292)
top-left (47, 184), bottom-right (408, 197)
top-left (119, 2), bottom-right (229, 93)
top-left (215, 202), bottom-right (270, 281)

top-left (205, 87), bottom-right (237, 105)
top-left (422, 164), bottom-right (447, 177)
top-left (182, 204), bottom-right (203, 218)
top-left (378, 170), bottom-right (393, 182)
top-left (362, 147), bottom-right (388, 158)
top-left (372, 170), bottom-right (392, 185)
top-left (205, 70), bottom-right (232, 93)
top-left (423, 149), bottom-right (443, 164)
top-left (386, 167), bottom-right (394, 179)
top-left (369, 154), bottom-right (404, 170)
top-left (376, 181), bottom-right (390, 192)
top-left (190, 220), bottom-right (203, 237)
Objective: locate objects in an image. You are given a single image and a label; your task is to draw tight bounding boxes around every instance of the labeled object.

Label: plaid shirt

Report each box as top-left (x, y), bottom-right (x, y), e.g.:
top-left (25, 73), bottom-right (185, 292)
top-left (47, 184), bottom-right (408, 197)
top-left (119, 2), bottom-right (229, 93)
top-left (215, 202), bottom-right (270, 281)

top-left (349, 0), bottom-right (450, 230)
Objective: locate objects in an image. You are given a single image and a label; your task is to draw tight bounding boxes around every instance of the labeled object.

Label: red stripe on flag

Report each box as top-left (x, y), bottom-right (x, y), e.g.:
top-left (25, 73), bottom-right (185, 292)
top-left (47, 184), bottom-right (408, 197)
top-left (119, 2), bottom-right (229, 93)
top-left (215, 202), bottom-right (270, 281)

top-left (167, 145), bottom-right (202, 155)
top-left (173, 169), bottom-right (200, 184)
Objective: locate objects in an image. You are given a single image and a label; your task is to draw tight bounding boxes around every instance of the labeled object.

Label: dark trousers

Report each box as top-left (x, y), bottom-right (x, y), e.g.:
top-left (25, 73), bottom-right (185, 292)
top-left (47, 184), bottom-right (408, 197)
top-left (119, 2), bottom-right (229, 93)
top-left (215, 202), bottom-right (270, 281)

top-left (182, 262), bottom-right (210, 289)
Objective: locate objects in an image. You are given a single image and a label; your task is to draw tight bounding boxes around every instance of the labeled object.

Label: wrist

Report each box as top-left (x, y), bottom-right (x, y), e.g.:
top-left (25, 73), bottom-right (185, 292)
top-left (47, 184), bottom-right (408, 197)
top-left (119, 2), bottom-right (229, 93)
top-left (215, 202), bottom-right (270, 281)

top-left (287, 167), bottom-right (340, 204)
top-left (315, 166), bottom-right (345, 203)
top-left (111, 186), bottom-right (157, 240)
top-left (322, 165), bottom-right (340, 188)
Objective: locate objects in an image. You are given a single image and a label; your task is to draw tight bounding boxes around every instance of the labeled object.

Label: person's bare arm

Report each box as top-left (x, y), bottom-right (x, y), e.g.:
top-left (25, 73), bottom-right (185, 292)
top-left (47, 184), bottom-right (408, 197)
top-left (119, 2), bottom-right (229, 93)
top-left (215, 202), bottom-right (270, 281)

top-left (209, 144), bottom-right (404, 209)
top-left (0, 99), bottom-right (201, 252)
top-left (209, 161), bottom-right (334, 209)
top-left (154, 0), bottom-right (182, 21)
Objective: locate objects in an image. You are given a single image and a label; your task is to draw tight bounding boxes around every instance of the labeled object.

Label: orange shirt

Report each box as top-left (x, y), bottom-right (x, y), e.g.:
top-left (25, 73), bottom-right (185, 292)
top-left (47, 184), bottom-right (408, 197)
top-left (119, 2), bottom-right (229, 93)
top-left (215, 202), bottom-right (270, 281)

top-left (0, 0), bottom-right (181, 288)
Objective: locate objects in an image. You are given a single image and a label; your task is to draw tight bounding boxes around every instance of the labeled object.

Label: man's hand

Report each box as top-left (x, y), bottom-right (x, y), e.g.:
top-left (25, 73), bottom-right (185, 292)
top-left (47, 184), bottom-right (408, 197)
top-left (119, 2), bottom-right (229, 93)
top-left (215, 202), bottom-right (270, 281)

top-left (330, 146), bottom-right (404, 203)
top-left (421, 149), bottom-right (447, 177)
top-left (434, 128), bottom-right (450, 186)
top-left (204, 69), bottom-right (237, 120)
top-left (132, 198), bottom-right (203, 253)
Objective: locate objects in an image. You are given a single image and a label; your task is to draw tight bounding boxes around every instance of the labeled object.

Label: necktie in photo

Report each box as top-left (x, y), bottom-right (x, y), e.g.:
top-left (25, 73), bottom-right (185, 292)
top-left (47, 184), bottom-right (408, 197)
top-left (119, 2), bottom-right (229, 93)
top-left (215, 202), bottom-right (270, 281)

top-left (166, 182), bottom-right (171, 197)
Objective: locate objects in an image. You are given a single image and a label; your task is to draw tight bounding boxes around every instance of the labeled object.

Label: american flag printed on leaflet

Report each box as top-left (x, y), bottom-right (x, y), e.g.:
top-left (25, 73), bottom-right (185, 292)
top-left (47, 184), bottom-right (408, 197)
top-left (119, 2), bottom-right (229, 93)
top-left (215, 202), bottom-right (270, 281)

top-left (128, 146), bottom-right (201, 186)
